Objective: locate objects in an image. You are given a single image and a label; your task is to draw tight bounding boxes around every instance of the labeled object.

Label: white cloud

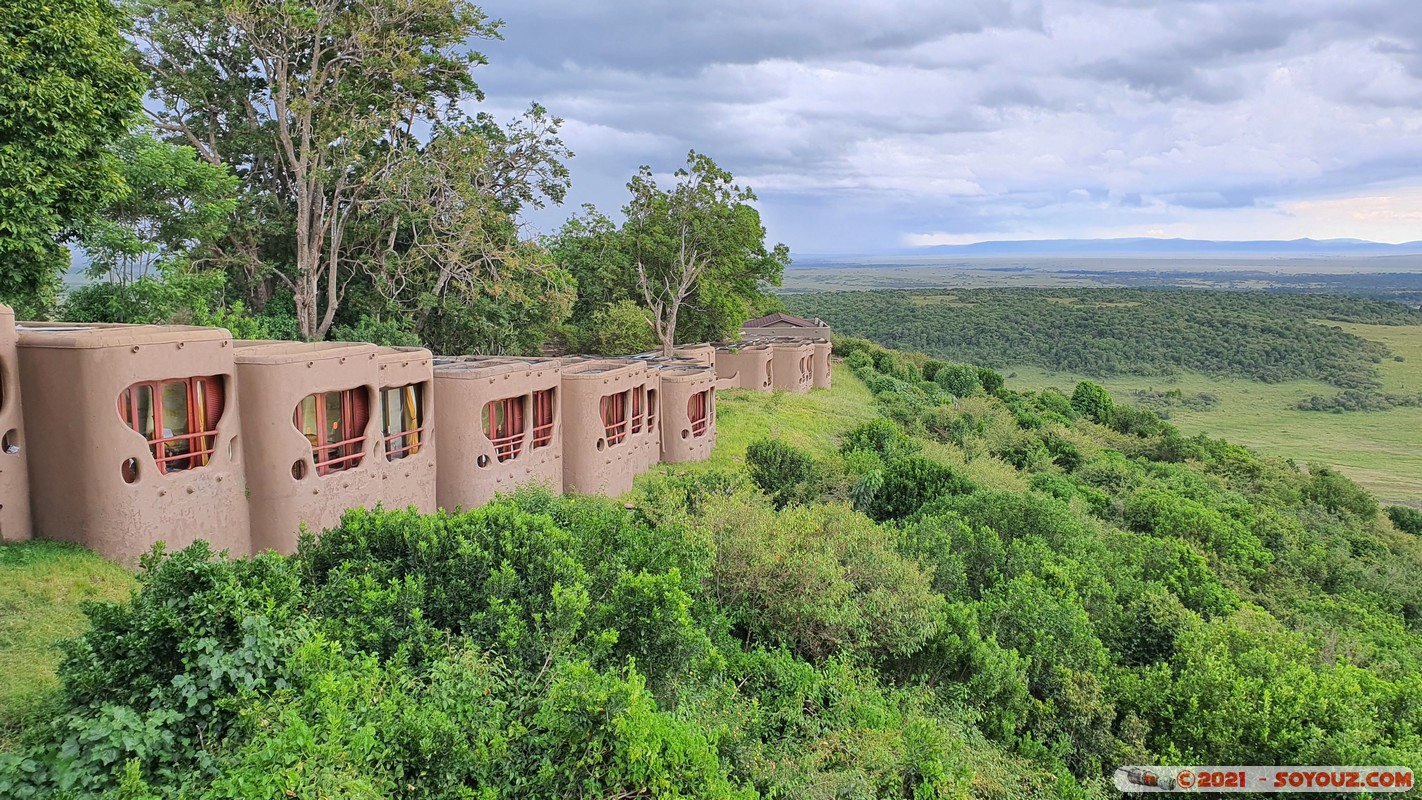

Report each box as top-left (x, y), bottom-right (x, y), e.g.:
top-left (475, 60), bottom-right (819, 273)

top-left (477, 0), bottom-right (1422, 251)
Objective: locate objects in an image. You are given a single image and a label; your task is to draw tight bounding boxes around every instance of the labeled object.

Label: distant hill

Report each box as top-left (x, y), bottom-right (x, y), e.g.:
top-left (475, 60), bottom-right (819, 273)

top-left (901, 237), bottom-right (1422, 257)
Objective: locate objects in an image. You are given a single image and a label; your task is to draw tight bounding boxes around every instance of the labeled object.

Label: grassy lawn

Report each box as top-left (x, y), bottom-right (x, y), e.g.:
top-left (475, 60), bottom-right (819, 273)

top-left (1004, 321), bottom-right (1422, 505)
top-left (643, 361), bottom-right (880, 478)
top-left (0, 540), bottom-right (135, 748)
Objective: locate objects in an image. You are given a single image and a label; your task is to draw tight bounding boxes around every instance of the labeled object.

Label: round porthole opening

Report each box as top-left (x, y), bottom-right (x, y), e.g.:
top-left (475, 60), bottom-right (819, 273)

top-left (122, 458), bottom-right (140, 484)
top-left (292, 460), bottom-right (308, 479)
top-left (2, 429), bottom-right (18, 454)
top-left (477, 454), bottom-right (491, 468)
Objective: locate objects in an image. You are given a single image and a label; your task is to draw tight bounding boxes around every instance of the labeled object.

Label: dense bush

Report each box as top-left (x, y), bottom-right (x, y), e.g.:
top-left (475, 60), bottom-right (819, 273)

top-left (864, 456), bottom-right (975, 522)
top-left (934, 363), bottom-right (982, 397)
top-left (744, 438), bottom-right (819, 508)
top-left (1071, 381), bottom-right (1114, 424)
top-left (1387, 505), bottom-right (1422, 535)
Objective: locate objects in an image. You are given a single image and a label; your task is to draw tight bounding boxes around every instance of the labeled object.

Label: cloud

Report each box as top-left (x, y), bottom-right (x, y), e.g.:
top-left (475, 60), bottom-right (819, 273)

top-left (474, 0), bottom-right (1422, 252)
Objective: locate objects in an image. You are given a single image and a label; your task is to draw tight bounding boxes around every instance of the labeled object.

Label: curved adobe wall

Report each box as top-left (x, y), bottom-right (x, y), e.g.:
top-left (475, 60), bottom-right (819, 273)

top-left (433, 356), bottom-right (563, 510)
top-left (657, 365), bottom-right (716, 463)
top-left (0, 306), bottom-right (31, 542)
top-left (770, 340), bottom-right (815, 393)
top-left (560, 359), bottom-right (659, 496)
top-left (375, 347), bottom-right (437, 513)
top-left (812, 340), bottom-right (832, 389)
top-left (17, 323), bottom-right (249, 563)
top-left (234, 341), bottom-right (382, 554)
top-left (715, 344), bottom-right (773, 391)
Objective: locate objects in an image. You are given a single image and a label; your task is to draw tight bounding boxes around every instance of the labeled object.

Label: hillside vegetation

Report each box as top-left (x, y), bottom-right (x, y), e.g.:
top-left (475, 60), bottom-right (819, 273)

top-left (2, 352), bottom-right (1419, 799)
top-left (784, 288), bottom-right (1422, 389)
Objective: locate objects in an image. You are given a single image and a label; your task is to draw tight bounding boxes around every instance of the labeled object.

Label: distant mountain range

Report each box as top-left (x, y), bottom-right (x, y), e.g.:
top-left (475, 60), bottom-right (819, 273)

top-left (899, 237), bottom-right (1422, 257)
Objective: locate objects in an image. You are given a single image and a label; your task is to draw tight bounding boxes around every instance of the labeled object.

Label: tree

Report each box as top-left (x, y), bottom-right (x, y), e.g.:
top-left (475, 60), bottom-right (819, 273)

top-left (358, 117), bottom-right (575, 354)
top-left (0, 0), bottom-right (144, 315)
top-left (131, 0), bottom-right (533, 341)
top-left (1071, 380), bottom-right (1115, 423)
top-left (623, 151), bottom-right (787, 356)
top-left (77, 131), bottom-right (239, 285)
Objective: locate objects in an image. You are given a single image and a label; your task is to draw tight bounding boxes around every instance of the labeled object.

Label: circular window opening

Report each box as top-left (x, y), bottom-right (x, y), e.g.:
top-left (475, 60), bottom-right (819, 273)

top-left (596, 438), bottom-right (605, 451)
top-left (1, 429), bottom-right (18, 454)
top-left (121, 458), bottom-right (139, 484)
top-left (680, 428), bottom-right (690, 439)
top-left (477, 454), bottom-right (491, 468)
top-left (291, 460), bottom-right (308, 480)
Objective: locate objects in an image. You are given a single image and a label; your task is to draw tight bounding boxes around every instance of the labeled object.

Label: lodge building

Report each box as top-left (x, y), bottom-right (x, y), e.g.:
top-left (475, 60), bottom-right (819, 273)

top-left (0, 304), bottom-right (830, 562)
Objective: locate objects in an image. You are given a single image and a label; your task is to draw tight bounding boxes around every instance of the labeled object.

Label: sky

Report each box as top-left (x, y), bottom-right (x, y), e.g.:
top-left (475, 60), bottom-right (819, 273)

top-left (471, 0), bottom-right (1422, 254)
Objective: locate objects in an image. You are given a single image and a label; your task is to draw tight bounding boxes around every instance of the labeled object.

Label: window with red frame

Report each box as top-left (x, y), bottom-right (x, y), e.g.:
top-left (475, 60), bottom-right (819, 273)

top-left (646, 389), bottom-right (657, 431)
top-left (293, 388), bottom-right (369, 476)
top-left (687, 389), bottom-right (711, 438)
top-left (532, 389), bottom-right (555, 448)
top-left (630, 386), bottom-right (645, 433)
top-left (483, 396), bottom-right (525, 462)
top-left (600, 391), bottom-right (628, 445)
top-left (118, 376), bottom-right (225, 475)
top-left (381, 384), bottom-right (424, 461)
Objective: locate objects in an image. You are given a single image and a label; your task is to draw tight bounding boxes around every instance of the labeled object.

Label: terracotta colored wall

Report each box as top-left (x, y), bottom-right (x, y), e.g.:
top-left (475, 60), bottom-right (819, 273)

top-left (433, 356), bottom-right (563, 509)
top-left (375, 347), bottom-right (437, 512)
top-left (234, 341), bottom-right (385, 554)
top-left (770, 341), bottom-right (815, 393)
top-left (812, 340), bottom-right (833, 389)
top-left (657, 365), bottom-right (716, 463)
top-left (715, 345), bottom-right (774, 390)
top-left (17, 324), bottom-right (250, 563)
top-left (560, 359), bottom-right (660, 496)
top-left (0, 307), bottom-right (31, 542)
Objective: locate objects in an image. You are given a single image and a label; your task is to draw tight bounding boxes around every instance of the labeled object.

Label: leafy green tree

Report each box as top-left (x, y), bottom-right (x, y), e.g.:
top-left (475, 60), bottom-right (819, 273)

top-left (132, 0), bottom-right (573, 348)
top-left (0, 0), bottom-right (144, 314)
top-left (934, 364), bottom-right (981, 397)
top-left (563, 299), bottom-right (656, 355)
top-left (1071, 380), bottom-right (1115, 423)
top-left (623, 151), bottom-right (788, 355)
top-left (77, 131), bottom-right (238, 283)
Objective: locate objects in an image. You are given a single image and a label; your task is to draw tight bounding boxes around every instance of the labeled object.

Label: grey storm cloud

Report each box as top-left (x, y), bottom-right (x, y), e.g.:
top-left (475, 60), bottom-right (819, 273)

top-left (473, 0), bottom-right (1422, 252)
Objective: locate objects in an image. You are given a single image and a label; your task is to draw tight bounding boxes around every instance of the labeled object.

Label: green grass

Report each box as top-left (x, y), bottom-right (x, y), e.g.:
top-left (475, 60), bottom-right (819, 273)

top-left (1004, 321), bottom-right (1422, 504)
top-left (0, 540), bottom-right (135, 747)
top-left (645, 361), bottom-right (881, 479)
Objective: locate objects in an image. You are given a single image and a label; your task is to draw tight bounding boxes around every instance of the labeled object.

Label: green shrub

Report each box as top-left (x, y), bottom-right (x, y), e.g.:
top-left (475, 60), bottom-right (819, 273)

top-left (1386, 505), bottom-right (1422, 535)
top-left (865, 456), bottom-right (975, 522)
top-left (702, 500), bottom-right (944, 662)
top-left (1303, 464), bottom-right (1379, 521)
top-left (745, 439), bottom-right (819, 509)
top-left (840, 418), bottom-right (917, 461)
top-left (933, 363), bottom-right (982, 397)
top-left (977, 366), bottom-right (1005, 395)
top-left (329, 314), bottom-right (422, 347)
top-left (1070, 381), bottom-right (1114, 423)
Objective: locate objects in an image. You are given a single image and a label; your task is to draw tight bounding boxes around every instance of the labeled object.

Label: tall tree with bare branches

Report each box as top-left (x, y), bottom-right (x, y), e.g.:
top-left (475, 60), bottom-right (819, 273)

top-left (129, 0), bottom-right (509, 339)
top-left (622, 151), bottom-right (788, 356)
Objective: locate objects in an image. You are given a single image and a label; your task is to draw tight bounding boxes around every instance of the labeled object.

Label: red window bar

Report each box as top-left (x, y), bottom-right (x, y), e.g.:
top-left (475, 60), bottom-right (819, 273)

top-left (483, 396), bottom-right (525, 462)
top-left (600, 392), bottom-right (628, 445)
top-left (531, 389), bottom-right (555, 448)
top-left (646, 389), bottom-right (657, 431)
top-left (630, 386), bottom-right (644, 434)
top-left (382, 384), bottom-right (424, 461)
top-left (117, 376), bottom-right (224, 475)
top-left (293, 389), bottom-right (369, 476)
top-left (687, 390), bottom-right (711, 438)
